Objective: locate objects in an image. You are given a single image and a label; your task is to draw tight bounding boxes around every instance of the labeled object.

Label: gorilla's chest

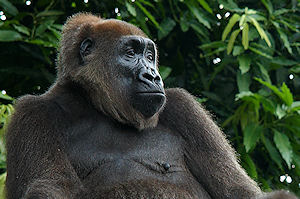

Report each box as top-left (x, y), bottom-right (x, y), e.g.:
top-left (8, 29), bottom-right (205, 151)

top-left (65, 115), bottom-right (186, 182)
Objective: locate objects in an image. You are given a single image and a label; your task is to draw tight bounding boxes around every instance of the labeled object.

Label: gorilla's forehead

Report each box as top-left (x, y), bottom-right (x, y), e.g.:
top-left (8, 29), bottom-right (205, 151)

top-left (94, 19), bottom-right (147, 38)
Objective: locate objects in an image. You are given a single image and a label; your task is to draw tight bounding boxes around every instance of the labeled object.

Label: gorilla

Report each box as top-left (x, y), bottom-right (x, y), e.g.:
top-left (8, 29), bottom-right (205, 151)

top-left (5, 13), bottom-right (297, 199)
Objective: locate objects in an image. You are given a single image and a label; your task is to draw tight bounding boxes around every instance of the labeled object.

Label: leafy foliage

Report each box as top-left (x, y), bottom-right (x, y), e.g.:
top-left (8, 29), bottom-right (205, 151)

top-left (0, 0), bottom-right (299, 196)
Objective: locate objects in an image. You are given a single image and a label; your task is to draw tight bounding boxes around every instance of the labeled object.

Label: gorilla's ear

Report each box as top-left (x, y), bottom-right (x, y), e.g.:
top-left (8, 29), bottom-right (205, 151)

top-left (80, 38), bottom-right (93, 64)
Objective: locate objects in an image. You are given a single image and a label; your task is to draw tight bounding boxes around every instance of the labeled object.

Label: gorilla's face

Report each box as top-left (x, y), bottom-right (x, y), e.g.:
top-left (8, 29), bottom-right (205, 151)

top-left (79, 35), bottom-right (166, 119)
top-left (116, 36), bottom-right (166, 118)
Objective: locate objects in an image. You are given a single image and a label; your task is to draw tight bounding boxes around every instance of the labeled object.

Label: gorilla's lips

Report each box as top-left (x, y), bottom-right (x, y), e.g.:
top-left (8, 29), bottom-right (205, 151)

top-left (133, 91), bottom-right (166, 118)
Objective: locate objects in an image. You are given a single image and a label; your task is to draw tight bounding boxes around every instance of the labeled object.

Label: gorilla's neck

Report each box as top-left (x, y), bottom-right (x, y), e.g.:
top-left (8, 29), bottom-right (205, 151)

top-left (51, 79), bottom-right (160, 131)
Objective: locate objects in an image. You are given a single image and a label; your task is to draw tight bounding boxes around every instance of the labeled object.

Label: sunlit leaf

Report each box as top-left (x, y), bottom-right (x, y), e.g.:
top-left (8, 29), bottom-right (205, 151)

top-left (242, 23), bottom-right (249, 50)
top-left (0, 30), bottom-right (22, 42)
top-left (243, 123), bottom-right (262, 152)
top-left (0, 172), bottom-right (6, 199)
top-left (249, 17), bottom-right (271, 47)
top-left (227, 29), bottom-right (240, 54)
top-left (222, 13), bottom-right (240, 41)
top-left (198, 41), bottom-right (225, 50)
top-left (196, 0), bottom-right (213, 14)
top-left (273, 130), bottom-right (293, 169)
top-left (0, 93), bottom-right (13, 101)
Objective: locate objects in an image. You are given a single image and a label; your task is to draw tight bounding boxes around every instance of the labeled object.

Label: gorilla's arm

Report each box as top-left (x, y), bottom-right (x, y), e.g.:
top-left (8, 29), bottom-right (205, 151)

top-left (160, 88), bottom-right (297, 199)
top-left (5, 96), bottom-right (82, 199)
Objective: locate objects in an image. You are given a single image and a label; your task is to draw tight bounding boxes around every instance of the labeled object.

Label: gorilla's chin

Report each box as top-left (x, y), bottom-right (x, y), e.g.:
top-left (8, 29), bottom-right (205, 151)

top-left (132, 92), bottom-right (166, 118)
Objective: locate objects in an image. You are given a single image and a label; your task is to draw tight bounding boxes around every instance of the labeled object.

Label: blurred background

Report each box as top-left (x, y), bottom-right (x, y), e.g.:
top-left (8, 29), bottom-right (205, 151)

top-left (0, 0), bottom-right (299, 197)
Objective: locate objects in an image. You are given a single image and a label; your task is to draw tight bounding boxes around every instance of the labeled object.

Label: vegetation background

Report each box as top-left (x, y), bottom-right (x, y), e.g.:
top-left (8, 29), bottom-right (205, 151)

top-left (0, 0), bottom-right (299, 197)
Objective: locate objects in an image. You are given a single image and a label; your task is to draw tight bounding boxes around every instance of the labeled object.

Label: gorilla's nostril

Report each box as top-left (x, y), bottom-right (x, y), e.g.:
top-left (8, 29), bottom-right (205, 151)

top-left (142, 72), bottom-right (154, 81)
top-left (154, 76), bottom-right (161, 83)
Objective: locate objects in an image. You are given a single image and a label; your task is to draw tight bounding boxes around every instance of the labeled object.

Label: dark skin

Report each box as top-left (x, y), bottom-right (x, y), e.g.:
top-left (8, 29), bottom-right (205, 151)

top-left (5, 13), bottom-right (297, 199)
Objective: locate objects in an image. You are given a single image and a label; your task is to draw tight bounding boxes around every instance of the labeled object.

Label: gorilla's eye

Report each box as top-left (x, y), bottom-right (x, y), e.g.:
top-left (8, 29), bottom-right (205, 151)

top-left (147, 53), bottom-right (154, 61)
top-left (126, 49), bottom-right (135, 57)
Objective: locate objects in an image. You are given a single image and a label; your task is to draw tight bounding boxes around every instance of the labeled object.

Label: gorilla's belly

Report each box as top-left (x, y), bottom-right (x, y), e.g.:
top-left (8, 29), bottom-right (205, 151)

top-left (80, 158), bottom-right (211, 199)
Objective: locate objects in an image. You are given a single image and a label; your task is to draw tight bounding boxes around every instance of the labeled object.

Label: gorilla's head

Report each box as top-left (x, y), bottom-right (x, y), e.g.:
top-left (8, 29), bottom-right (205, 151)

top-left (57, 13), bottom-right (166, 130)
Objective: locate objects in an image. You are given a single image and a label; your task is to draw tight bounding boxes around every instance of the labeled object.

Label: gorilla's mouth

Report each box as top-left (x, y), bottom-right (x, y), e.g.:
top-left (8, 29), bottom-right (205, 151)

top-left (132, 91), bottom-right (166, 118)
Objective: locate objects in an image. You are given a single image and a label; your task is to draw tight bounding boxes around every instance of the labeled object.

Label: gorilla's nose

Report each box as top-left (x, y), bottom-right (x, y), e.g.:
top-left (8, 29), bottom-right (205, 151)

top-left (138, 69), bottom-right (161, 86)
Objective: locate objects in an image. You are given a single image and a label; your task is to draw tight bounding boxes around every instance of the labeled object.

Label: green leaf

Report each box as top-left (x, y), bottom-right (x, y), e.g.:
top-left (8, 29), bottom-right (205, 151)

top-left (291, 101), bottom-right (300, 112)
top-left (158, 18), bottom-right (176, 40)
top-left (36, 10), bottom-right (64, 18)
top-left (276, 27), bottom-right (292, 54)
top-left (196, 0), bottom-right (213, 14)
top-left (135, 2), bottom-right (160, 29)
top-left (0, 93), bottom-right (13, 100)
top-left (260, 97), bottom-right (276, 113)
top-left (227, 29), bottom-right (240, 54)
top-left (0, 0), bottom-right (18, 16)
top-left (280, 83), bottom-right (293, 107)
top-left (275, 104), bottom-right (286, 119)
top-left (242, 23), bottom-right (249, 50)
top-left (263, 137), bottom-right (283, 169)
top-left (249, 17), bottom-right (271, 47)
top-left (238, 55), bottom-right (251, 74)
top-left (256, 62), bottom-right (271, 83)
top-left (242, 153), bottom-right (258, 180)
top-left (125, 2), bottom-right (136, 17)
top-left (232, 46), bottom-right (244, 56)
top-left (198, 41), bottom-right (225, 50)
top-left (12, 24), bottom-right (30, 36)
top-left (0, 30), bottom-right (22, 42)
top-left (271, 57), bottom-right (298, 66)
top-left (239, 14), bottom-right (246, 27)
top-left (235, 91), bottom-right (254, 101)
top-left (0, 172), bottom-right (6, 199)
top-left (237, 71), bottom-right (251, 92)
top-left (186, 1), bottom-right (211, 29)
top-left (248, 46), bottom-right (272, 59)
top-left (273, 130), bottom-right (293, 169)
top-left (260, 0), bottom-right (273, 14)
top-left (25, 39), bottom-right (56, 48)
top-left (255, 78), bottom-right (293, 106)
top-left (222, 13), bottom-right (240, 41)
top-left (180, 12), bottom-right (190, 32)
top-left (243, 123), bottom-right (262, 152)
top-left (159, 66), bottom-right (172, 80)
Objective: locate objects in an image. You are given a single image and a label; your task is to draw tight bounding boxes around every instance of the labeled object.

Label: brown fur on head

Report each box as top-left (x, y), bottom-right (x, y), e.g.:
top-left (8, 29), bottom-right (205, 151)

top-left (57, 13), bottom-right (161, 130)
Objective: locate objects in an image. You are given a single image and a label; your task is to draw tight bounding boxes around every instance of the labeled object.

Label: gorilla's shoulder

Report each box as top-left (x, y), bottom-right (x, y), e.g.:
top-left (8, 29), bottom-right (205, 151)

top-left (164, 88), bottom-right (199, 110)
top-left (160, 88), bottom-right (202, 125)
top-left (14, 94), bottom-right (61, 116)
